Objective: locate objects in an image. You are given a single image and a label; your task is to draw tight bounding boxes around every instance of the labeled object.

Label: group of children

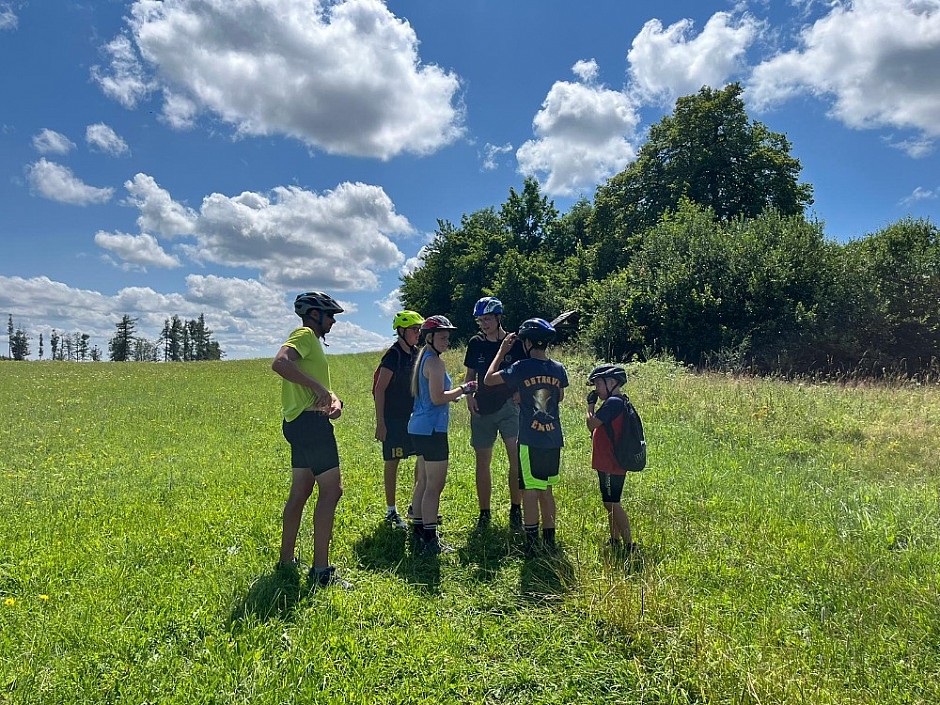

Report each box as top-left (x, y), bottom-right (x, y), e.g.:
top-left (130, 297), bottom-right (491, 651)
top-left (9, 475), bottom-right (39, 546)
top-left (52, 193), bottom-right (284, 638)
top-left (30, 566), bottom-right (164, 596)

top-left (273, 292), bottom-right (638, 588)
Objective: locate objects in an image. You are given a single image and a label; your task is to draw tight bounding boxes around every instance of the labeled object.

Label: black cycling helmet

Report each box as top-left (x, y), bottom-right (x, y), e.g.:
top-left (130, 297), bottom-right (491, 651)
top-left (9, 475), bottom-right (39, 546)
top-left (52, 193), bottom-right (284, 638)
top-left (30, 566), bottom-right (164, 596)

top-left (587, 364), bottom-right (627, 386)
top-left (294, 291), bottom-right (343, 318)
top-left (517, 317), bottom-right (556, 344)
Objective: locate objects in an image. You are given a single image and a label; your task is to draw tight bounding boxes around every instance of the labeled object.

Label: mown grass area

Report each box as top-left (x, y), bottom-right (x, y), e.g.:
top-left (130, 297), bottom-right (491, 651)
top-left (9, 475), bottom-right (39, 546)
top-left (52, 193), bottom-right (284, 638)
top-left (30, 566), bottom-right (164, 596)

top-left (1, 352), bottom-right (938, 704)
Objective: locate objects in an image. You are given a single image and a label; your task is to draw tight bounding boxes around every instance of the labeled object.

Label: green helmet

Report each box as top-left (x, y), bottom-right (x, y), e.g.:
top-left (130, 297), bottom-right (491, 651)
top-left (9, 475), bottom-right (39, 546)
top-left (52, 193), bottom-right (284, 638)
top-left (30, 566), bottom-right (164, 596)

top-left (392, 310), bottom-right (425, 330)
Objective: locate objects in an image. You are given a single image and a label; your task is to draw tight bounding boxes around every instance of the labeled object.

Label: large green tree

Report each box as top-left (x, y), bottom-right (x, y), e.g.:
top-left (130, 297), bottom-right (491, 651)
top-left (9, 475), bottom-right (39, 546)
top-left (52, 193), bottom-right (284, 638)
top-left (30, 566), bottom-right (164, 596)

top-left (584, 202), bottom-right (837, 368)
top-left (835, 218), bottom-right (940, 374)
top-left (399, 179), bottom-right (581, 337)
top-left (108, 315), bottom-right (137, 362)
top-left (590, 83), bottom-right (814, 277)
top-left (500, 177), bottom-right (559, 254)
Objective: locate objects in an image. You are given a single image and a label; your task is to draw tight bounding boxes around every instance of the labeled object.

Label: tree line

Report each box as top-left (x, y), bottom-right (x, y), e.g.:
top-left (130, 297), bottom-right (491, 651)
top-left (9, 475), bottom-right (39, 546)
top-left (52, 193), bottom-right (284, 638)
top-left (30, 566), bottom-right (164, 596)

top-left (3, 313), bottom-right (223, 362)
top-left (401, 83), bottom-right (939, 379)
top-left (109, 314), bottom-right (222, 362)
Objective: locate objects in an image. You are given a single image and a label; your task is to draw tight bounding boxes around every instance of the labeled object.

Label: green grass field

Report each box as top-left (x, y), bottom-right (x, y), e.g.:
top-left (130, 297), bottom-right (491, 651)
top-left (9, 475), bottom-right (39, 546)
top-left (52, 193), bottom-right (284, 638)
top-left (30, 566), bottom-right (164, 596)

top-left (1, 353), bottom-right (938, 704)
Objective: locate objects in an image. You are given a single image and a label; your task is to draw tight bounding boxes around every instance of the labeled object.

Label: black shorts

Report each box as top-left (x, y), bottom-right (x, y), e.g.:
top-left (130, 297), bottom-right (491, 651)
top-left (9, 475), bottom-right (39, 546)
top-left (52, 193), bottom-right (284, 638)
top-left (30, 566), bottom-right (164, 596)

top-left (282, 411), bottom-right (340, 475)
top-left (410, 431), bottom-right (449, 462)
top-left (598, 471), bottom-right (626, 503)
top-left (383, 417), bottom-right (416, 461)
top-left (518, 445), bottom-right (560, 490)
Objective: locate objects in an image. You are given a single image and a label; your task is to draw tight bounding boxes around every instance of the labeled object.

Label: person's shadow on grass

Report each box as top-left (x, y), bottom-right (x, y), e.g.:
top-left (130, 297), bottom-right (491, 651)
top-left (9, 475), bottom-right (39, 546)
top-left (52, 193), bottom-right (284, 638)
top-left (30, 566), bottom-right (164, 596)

top-left (519, 546), bottom-right (577, 601)
top-left (352, 521), bottom-right (442, 594)
top-left (352, 521), bottom-right (408, 570)
top-left (601, 541), bottom-right (660, 575)
top-left (229, 566), bottom-right (303, 626)
top-left (456, 524), bottom-right (517, 582)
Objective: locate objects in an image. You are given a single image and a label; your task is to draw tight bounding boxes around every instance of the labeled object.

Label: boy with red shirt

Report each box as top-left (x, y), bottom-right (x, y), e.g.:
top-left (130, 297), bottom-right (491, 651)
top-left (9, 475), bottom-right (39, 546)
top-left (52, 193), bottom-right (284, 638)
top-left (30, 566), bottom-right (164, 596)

top-left (584, 364), bottom-right (635, 552)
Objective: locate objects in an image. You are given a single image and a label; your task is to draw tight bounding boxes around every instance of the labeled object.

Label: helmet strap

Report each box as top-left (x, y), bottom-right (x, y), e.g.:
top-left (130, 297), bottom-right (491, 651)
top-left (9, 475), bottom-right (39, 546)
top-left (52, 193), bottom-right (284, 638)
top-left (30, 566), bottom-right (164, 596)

top-left (396, 330), bottom-right (413, 351)
top-left (307, 311), bottom-right (328, 343)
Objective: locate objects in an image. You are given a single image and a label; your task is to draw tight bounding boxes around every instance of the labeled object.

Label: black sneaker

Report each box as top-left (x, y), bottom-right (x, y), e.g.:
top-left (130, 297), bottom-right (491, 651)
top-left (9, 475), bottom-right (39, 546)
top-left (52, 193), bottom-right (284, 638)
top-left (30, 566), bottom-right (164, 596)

top-left (509, 505), bottom-right (522, 529)
top-left (423, 536), bottom-right (455, 556)
top-left (308, 566), bottom-right (353, 590)
top-left (384, 509), bottom-right (407, 530)
top-left (476, 510), bottom-right (491, 530)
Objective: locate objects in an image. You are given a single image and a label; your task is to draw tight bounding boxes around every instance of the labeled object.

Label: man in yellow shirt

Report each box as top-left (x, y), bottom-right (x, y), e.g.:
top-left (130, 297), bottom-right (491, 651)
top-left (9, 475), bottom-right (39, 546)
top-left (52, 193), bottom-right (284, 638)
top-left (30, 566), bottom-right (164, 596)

top-left (272, 291), bottom-right (351, 589)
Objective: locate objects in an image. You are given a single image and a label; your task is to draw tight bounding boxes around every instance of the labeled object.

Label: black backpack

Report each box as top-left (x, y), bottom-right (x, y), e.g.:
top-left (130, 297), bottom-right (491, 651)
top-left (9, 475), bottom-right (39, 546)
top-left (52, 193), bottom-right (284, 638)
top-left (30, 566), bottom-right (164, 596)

top-left (604, 396), bottom-right (647, 472)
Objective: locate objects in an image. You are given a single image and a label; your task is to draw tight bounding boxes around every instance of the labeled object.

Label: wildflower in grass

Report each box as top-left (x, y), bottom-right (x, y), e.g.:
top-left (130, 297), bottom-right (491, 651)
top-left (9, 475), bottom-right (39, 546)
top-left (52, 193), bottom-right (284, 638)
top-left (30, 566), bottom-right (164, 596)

top-left (3, 597), bottom-right (15, 607)
top-left (39, 594), bottom-right (50, 602)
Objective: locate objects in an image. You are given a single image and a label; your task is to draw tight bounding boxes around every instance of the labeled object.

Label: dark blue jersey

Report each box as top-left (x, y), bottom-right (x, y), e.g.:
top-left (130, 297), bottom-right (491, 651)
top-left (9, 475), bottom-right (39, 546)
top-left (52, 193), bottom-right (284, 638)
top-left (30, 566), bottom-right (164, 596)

top-left (501, 357), bottom-right (569, 448)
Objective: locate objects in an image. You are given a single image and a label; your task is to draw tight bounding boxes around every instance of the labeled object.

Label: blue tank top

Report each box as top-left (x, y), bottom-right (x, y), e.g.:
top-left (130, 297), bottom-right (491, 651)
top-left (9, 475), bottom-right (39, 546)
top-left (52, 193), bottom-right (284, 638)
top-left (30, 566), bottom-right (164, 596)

top-left (408, 350), bottom-right (452, 435)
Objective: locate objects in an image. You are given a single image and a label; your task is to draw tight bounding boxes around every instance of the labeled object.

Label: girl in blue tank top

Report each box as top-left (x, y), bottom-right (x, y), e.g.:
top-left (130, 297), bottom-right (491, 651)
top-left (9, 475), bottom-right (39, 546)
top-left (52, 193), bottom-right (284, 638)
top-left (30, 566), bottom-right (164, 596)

top-left (407, 316), bottom-right (477, 555)
top-left (408, 348), bottom-right (453, 434)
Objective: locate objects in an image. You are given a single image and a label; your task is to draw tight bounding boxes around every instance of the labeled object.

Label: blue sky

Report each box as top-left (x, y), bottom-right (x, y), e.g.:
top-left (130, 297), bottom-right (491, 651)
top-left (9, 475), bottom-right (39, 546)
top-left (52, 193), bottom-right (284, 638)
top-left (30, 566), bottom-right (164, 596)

top-left (1, 0), bottom-right (938, 359)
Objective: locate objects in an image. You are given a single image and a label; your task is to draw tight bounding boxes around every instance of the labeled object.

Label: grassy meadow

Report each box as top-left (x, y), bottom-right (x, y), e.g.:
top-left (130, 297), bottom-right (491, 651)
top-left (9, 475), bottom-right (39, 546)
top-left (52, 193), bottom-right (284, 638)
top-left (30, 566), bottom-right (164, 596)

top-left (1, 352), bottom-right (939, 704)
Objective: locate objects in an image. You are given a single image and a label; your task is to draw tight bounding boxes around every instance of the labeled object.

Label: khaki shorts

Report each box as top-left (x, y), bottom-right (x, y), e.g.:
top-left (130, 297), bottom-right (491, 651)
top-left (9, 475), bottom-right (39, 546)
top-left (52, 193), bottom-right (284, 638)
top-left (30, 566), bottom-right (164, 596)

top-left (470, 399), bottom-right (519, 449)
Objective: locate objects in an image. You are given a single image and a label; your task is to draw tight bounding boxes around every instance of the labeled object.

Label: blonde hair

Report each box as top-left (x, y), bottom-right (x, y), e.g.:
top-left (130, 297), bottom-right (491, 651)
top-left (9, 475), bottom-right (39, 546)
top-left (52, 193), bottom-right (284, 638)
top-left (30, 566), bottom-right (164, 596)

top-left (411, 340), bottom-right (431, 398)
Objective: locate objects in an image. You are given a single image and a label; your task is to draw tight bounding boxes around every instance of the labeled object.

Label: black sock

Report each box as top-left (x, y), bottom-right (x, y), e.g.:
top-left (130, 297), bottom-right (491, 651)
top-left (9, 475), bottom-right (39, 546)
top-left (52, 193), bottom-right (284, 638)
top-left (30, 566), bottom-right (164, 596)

top-left (412, 520), bottom-right (424, 536)
top-left (524, 523), bottom-right (539, 543)
top-left (542, 527), bottom-right (556, 546)
top-left (423, 523), bottom-right (438, 543)
top-left (479, 508), bottom-right (491, 518)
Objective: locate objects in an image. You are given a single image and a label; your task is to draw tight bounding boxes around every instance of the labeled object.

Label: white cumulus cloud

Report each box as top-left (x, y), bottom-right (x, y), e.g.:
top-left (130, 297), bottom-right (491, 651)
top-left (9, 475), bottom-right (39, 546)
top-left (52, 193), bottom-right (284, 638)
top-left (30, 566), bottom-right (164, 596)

top-left (124, 173), bottom-right (198, 237)
top-left (748, 0), bottom-right (940, 146)
top-left (94, 0), bottom-right (464, 159)
top-left (32, 129), bottom-right (76, 155)
top-left (572, 59), bottom-right (600, 83)
top-left (401, 244), bottom-right (429, 277)
top-left (0, 274), bottom-right (387, 358)
top-left (118, 174), bottom-right (412, 292)
top-left (375, 288), bottom-right (402, 318)
top-left (25, 159), bottom-right (114, 205)
top-left (190, 181), bottom-right (412, 290)
top-left (628, 12), bottom-right (762, 106)
top-left (517, 63), bottom-right (640, 197)
top-left (92, 33), bottom-right (154, 109)
top-left (86, 123), bottom-right (130, 156)
top-left (94, 231), bottom-right (181, 270)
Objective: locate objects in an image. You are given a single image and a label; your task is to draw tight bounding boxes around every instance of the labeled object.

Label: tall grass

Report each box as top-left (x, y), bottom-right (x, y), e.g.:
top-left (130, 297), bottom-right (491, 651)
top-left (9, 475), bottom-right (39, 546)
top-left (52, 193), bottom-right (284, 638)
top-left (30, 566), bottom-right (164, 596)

top-left (1, 353), bottom-right (938, 704)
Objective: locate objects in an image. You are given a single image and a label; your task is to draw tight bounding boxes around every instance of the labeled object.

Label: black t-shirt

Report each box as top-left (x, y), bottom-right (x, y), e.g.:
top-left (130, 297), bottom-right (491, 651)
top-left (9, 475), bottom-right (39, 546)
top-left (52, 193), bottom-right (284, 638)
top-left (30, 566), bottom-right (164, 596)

top-left (379, 343), bottom-right (418, 419)
top-left (463, 334), bottom-right (527, 415)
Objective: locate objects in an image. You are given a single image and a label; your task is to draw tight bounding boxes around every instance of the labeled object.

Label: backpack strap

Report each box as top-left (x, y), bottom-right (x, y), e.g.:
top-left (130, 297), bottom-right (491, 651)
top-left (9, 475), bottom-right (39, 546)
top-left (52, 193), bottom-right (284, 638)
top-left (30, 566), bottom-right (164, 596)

top-left (601, 394), bottom-right (628, 446)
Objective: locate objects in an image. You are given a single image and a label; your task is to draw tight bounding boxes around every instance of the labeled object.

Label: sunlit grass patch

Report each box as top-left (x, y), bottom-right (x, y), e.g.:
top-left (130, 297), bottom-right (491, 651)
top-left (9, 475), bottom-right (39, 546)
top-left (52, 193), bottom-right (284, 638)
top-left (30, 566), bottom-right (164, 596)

top-left (1, 354), bottom-right (938, 703)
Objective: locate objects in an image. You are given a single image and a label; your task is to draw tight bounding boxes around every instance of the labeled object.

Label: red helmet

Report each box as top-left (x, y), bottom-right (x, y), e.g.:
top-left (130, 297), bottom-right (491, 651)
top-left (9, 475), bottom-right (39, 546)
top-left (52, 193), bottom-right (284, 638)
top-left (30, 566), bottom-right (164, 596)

top-left (420, 315), bottom-right (457, 333)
